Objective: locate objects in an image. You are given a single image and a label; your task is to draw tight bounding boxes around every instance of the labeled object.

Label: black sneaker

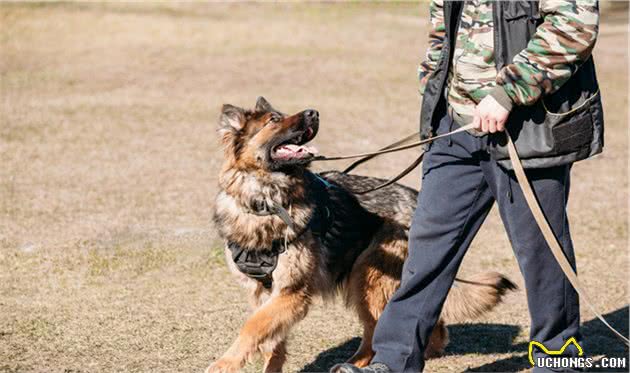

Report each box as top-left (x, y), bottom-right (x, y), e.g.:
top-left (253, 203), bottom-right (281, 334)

top-left (330, 362), bottom-right (392, 373)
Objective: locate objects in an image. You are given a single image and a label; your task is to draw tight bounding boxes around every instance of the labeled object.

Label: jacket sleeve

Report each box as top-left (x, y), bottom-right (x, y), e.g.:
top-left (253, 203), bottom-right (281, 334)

top-left (418, 0), bottom-right (446, 95)
top-left (490, 0), bottom-right (599, 111)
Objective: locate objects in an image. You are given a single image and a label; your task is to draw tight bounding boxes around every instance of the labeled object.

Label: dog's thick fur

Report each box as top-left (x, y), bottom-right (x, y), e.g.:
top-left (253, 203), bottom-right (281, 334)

top-left (209, 98), bottom-right (516, 373)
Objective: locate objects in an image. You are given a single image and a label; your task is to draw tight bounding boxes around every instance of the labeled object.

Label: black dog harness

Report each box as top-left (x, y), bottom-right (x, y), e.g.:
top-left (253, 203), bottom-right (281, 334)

top-left (227, 240), bottom-right (286, 289)
top-left (227, 173), bottom-right (334, 289)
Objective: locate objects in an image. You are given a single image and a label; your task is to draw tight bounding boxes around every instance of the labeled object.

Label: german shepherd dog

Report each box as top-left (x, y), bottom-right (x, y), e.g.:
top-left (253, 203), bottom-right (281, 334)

top-left (209, 97), bottom-right (516, 373)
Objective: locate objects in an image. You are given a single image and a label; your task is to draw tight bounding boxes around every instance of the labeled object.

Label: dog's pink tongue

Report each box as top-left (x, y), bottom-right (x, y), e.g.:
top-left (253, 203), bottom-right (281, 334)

top-left (275, 144), bottom-right (319, 159)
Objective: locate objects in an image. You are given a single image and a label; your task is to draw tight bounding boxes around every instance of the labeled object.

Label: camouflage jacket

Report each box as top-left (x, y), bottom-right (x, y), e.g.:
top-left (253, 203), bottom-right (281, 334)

top-left (419, 0), bottom-right (599, 119)
top-left (417, 1), bottom-right (603, 169)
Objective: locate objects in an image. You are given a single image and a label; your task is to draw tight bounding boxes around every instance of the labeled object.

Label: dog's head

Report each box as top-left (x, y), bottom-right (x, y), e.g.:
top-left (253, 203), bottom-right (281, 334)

top-left (218, 97), bottom-right (319, 172)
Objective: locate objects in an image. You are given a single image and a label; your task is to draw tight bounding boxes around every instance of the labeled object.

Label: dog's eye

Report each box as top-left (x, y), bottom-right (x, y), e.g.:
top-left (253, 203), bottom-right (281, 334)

top-left (267, 115), bottom-right (281, 125)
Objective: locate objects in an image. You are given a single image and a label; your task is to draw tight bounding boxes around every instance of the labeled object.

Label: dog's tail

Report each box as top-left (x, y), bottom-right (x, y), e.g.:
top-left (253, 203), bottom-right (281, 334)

top-left (441, 271), bottom-right (517, 324)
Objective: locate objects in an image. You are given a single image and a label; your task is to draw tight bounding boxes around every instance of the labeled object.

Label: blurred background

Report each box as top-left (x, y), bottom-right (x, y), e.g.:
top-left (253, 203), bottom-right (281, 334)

top-left (1, 2), bottom-right (627, 372)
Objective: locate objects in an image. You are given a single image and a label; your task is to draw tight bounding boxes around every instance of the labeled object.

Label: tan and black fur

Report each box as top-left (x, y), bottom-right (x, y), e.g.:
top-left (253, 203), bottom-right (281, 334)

top-left (208, 97), bottom-right (516, 373)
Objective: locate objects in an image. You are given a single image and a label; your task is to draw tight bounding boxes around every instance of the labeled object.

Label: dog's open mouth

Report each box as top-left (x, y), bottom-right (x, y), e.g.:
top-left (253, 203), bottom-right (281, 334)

top-left (271, 126), bottom-right (318, 161)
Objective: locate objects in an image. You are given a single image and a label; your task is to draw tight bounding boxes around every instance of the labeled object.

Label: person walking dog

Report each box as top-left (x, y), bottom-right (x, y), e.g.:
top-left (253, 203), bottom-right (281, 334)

top-left (331, 1), bottom-right (602, 372)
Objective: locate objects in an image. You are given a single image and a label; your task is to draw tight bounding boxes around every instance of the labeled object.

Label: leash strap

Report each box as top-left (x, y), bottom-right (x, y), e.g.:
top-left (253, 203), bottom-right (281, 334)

top-left (342, 132), bottom-right (420, 173)
top-left (505, 132), bottom-right (630, 346)
top-left (312, 123), bottom-right (477, 162)
top-left (352, 152), bottom-right (424, 195)
top-left (316, 123), bottom-right (473, 194)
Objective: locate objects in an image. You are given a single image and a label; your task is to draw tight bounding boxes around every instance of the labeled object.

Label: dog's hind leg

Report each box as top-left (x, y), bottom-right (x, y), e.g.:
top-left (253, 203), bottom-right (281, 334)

top-left (345, 224), bottom-right (408, 368)
top-left (346, 311), bottom-right (376, 368)
top-left (206, 291), bottom-right (310, 373)
top-left (424, 319), bottom-right (449, 359)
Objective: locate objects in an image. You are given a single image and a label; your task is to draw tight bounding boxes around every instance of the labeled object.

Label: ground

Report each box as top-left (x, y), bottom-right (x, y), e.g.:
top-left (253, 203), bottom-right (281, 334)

top-left (0, 3), bottom-right (628, 373)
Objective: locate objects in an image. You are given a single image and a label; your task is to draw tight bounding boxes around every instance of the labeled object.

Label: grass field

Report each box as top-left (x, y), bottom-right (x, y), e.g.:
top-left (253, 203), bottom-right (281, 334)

top-left (1, 3), bottom-right (628, 372)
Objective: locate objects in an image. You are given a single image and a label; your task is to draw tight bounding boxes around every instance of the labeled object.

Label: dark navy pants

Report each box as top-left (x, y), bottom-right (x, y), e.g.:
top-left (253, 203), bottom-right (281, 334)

top-left (371, 114), bottom-right (581, 372)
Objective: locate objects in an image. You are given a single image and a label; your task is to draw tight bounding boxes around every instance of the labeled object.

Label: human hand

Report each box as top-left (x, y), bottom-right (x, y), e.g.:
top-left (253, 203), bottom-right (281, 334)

top-left (472, 95), bottom-right (510, 133)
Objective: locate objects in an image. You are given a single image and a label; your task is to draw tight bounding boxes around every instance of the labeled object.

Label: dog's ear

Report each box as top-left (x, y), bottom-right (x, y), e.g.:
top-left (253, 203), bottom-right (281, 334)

top-left (255, 96), bottom-right (275, 113)
top-left (219, 104), bottom-right (245, 133)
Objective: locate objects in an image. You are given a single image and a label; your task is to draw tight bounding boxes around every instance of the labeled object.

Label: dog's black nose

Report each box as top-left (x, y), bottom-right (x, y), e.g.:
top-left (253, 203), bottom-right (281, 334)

top-left (304, 109), bottom-right (319, 119)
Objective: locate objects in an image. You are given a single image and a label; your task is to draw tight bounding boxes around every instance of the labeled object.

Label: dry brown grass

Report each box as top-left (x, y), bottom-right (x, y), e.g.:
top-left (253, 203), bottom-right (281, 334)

top-left (0, 3), bottom-right (627, 372)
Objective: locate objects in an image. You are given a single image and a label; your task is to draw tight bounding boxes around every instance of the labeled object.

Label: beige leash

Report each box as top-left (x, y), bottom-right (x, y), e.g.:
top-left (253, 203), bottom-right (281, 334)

top-left (313, 123), bottom-right (477, 162)
top-left (314, 124), bottom-right (630, 345)
top-left (505, 131), bottom-right (630, 345)
top-left (314, 123), bottom-right (477, 194)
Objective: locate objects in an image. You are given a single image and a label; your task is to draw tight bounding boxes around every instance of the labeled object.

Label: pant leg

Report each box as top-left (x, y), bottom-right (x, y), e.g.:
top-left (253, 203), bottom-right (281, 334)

top-left (482, 160), bottom-right (580, 372)
top-left (371, 116), bottom-right (495, 373)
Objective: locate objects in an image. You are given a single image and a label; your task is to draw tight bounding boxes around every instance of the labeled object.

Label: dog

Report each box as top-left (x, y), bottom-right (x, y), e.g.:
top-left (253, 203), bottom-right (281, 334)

top-left (209, 97), bottom-right (516, 373)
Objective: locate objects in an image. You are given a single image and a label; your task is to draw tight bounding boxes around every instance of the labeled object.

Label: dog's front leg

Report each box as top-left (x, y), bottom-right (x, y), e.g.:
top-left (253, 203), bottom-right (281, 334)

top-left (260, 339), bottom-right (286, 373)
top-left (207, 290), bottom-right (311, 373)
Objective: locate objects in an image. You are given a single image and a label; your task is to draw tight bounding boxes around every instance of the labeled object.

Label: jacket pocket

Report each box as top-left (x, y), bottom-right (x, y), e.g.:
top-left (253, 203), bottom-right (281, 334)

top-left (487, 94), bottom-right (597, 167)
top-left (543, 91), bottom-right (599, 156)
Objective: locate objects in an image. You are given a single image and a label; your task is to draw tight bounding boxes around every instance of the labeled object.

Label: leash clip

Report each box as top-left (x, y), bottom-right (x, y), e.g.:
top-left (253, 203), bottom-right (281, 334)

top-left (248, 199), bottom-right (295, 231)
top-left (274, 204), bottom-right (295, 231)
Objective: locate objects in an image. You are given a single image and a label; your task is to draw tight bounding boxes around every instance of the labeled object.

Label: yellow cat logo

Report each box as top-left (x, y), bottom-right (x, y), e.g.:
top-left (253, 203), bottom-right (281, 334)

top-left (528, 337), bottom-right (584, 366)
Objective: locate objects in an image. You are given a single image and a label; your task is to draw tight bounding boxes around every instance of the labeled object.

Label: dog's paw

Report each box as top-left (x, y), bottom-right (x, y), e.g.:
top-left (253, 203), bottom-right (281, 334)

top-left (206, 358), bottom-right (240, 373)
